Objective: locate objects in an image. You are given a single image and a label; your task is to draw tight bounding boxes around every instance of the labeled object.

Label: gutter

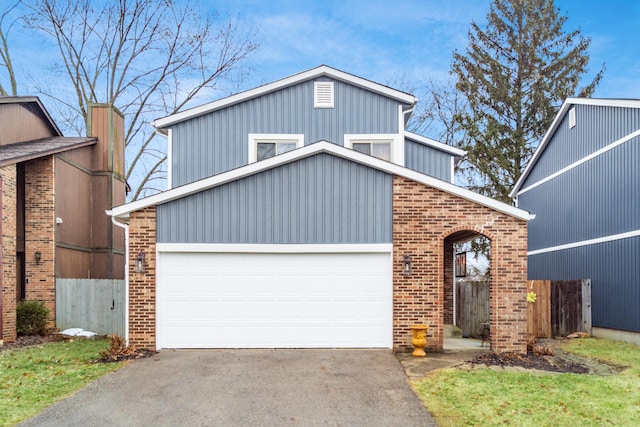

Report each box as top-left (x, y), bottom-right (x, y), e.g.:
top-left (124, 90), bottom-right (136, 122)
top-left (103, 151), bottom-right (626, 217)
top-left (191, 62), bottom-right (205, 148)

top-left (108, 211), bottom-right (130, 345)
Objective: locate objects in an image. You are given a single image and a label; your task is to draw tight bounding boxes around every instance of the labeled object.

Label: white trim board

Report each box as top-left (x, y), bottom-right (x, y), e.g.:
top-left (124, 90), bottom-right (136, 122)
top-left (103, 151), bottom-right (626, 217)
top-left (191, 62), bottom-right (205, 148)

top-left (517, 128), bottom-right (640, 196)
top-left (528, 229), bottom-right (640, 256)
top-left (152, 65), bottom-right (416, 128)
top-left (404, 131), bottom-right (466, 157)
top-left (156, 243), bottom-right (393, 253)
top-left (110, 140), bottom-right (531, 221)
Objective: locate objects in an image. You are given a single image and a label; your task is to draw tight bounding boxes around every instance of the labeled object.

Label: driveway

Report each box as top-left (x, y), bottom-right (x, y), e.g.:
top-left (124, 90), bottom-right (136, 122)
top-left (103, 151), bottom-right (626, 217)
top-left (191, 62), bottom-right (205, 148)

top-left (19, 349), bottom-right (435, 426)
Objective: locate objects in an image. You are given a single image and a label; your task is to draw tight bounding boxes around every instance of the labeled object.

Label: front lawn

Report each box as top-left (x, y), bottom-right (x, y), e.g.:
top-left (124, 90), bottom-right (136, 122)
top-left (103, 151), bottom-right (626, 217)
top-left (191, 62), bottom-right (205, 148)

top-left (414, 338), bottom-right (640, 426)
top-left (0, 339), bottom-right (122, 427)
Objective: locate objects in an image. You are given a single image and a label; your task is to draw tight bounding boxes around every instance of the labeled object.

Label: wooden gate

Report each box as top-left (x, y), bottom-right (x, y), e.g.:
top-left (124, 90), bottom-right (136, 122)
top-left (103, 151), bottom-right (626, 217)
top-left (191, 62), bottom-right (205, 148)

top-left (527, 279), bottom-right (591, 338)
top-left (456, 280), bottom-right (489, 338)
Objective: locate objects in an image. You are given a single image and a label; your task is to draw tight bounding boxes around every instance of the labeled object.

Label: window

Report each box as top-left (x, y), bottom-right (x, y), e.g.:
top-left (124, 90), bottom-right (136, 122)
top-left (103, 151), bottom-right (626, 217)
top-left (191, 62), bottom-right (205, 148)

top-left (314, 81), bottom-right (334, 108)
top-left (248, 134), bottom-right (304, 163)
top-left (345, 134), bottom-right (399, 162)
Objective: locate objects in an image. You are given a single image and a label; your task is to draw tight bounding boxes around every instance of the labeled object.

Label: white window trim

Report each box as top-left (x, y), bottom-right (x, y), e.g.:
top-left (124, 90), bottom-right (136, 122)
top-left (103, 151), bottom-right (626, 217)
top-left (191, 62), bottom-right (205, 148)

top-left (248, 133), bottom-right (304, 163)
top-left (314, 81), bottom-right (334, 108)
top-left (344, 134), bottom-right (402, 164)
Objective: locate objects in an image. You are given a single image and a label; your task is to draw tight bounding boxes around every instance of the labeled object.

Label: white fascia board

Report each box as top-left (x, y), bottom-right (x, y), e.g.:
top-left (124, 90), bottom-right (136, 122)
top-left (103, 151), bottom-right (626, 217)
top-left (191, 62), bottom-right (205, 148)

top-left (510, 97), bottom-right (640, 198)
top-left (111, 140), bottom-right (530, 222)
top-left (404, 131), bottom-right (467, 156)
top-left (156, 243), bottom-right (393, 253)
top-left (152, 65), bottom-right (416, 129)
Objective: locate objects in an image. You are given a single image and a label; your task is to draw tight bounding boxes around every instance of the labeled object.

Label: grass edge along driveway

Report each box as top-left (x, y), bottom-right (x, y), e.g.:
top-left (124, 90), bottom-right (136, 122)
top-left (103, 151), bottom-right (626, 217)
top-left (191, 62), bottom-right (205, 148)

top-left (413, 338), bottom-right (640, 426)
top-left (0, 339), bottom-right (122, 427)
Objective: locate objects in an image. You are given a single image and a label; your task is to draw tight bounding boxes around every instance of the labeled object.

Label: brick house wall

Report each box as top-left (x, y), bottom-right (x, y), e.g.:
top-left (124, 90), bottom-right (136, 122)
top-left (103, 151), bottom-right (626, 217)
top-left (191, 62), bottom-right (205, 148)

top-left (392, 176), bottom-right (528, 354)
top-left (128, 207), bottom-right (157, 349)
top-left (24, 157), bottom-right (56, 325)
top-left (1, 165), bottom-right (17, 342)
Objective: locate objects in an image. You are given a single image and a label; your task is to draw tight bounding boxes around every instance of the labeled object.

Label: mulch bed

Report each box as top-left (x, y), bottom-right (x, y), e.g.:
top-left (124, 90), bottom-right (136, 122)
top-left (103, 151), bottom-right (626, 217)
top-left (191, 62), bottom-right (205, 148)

top-left (0, 334), bottom-right (57, 351)
top-left (469, 351), bottom-right (589, 373)
top-left (93, 348), bottom-right (157, 363)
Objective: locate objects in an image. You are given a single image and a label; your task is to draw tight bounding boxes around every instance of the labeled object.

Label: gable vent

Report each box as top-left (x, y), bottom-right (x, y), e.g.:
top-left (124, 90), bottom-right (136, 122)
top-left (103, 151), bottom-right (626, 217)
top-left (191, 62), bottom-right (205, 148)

top-left (569, 107), bottom-right (576, 129)
top-left (314, 81), bottom-right (334, 108)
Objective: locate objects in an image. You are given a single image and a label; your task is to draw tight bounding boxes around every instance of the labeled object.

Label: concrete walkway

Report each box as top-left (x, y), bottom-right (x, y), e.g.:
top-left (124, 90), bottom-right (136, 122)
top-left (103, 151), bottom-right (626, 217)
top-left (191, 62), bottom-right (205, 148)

top-left (397, 338), bottom-right (490, 380)
top-left (19, 349), bottom-right (435, 427)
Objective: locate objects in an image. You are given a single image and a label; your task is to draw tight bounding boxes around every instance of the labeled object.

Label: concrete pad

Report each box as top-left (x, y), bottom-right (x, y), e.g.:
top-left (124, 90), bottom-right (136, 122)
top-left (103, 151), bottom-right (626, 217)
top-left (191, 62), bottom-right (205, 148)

top-left (19, 349), bottom-right (435, 427)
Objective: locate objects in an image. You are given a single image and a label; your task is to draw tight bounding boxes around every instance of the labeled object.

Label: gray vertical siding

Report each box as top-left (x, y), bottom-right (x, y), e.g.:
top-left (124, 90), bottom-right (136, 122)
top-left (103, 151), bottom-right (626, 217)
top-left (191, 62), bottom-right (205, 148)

top-left (523, 104), bottom-right (640, 187)
top-left (404, 139), bottom-right (452, 181)
top-left (528, 237), bottom-right (640, 332)
top-left (171, 78), bottom-right (401, 186)
top-left (520, 138), bottom-right (639, 250)
top-left (158, 153), bottom-right (392, 244)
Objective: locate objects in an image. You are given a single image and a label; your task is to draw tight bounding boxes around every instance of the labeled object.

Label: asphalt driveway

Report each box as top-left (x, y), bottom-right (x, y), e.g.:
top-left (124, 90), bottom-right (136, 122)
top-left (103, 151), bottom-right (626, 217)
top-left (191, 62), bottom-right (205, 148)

top-left (19, 349), bottom-right (435, 426)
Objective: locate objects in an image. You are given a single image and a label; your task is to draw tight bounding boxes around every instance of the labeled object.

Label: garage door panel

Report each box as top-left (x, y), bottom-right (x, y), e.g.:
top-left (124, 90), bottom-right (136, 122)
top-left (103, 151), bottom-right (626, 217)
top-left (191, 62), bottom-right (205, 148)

top-left (157, 252), bottom-right (392, 349)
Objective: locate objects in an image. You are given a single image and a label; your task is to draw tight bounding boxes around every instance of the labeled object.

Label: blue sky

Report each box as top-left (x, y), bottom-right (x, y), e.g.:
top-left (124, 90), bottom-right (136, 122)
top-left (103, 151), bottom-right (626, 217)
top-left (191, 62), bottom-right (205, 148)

top-left (219, 0), bottom-right (639, 99)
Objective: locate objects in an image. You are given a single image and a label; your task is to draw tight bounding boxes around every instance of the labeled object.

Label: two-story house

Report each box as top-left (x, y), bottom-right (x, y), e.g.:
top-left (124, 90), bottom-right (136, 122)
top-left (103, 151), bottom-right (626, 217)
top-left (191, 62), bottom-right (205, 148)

top-left (110, 66), bottom-right (530, 353)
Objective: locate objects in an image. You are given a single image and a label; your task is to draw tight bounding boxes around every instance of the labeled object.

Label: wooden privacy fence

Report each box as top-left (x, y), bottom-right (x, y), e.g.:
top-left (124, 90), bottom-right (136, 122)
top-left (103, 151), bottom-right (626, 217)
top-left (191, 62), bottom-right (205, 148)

top-left (527, 279), bottom-right (592, 338)
top-left (456, 280), bottom-right (489, 338)
top-left (56, 279), bottom-right (125, 336)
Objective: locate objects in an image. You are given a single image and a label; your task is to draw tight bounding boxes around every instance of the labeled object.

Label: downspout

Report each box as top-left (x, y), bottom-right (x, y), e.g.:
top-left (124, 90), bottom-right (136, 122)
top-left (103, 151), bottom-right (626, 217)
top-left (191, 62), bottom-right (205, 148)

top-left (108, 211), bottom-right (129, 345)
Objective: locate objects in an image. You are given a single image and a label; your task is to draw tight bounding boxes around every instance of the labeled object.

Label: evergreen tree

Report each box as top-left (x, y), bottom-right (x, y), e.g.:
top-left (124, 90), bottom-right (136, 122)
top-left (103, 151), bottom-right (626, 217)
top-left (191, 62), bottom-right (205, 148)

top-left (452, 0), bottom-right (604, 202)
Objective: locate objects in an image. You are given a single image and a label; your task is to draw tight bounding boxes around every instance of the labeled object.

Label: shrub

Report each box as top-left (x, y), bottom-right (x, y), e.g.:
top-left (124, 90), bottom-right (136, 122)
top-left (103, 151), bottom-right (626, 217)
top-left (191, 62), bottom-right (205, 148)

top-left (99, 335), bottom-right (134, 361)
top-left (16, 300), bottom-right (50, 336)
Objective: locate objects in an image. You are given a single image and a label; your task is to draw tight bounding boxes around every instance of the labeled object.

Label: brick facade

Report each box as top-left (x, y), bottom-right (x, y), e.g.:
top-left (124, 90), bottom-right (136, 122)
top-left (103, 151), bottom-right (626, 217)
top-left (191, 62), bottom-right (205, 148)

top-left (24, 157), bottom-right (56, 326)
top-left (1, 165), bottom-right (17, 342)
top-left (392, 176), bottom-right (528, 353)
top-left (128, 207), bottom-right (157, 349)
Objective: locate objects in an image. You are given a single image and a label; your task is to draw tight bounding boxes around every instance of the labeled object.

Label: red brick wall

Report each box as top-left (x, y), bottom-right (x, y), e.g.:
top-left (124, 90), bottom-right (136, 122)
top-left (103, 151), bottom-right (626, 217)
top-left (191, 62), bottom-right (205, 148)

top-left (25, 158), bottom-right (56, 326)
top-left (1, 165), bottom-right (17, 342)
top-left (128, 207), bottom-right (156, 349)
top-left (392, 176), bottom-right (528, 353)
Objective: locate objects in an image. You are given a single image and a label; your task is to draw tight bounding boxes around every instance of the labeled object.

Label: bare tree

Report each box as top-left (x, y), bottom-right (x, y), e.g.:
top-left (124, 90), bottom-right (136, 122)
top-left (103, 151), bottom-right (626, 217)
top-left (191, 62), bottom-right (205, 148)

top-left (25, 0), bottom-right (259, 199)
top-left (0, 1), bottom-right (21, 96)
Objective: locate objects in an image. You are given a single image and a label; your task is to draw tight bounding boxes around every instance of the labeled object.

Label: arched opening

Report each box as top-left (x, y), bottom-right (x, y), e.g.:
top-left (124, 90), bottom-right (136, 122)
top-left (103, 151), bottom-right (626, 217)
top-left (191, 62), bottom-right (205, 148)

top-left (443, 229), bottom-right (492, 350)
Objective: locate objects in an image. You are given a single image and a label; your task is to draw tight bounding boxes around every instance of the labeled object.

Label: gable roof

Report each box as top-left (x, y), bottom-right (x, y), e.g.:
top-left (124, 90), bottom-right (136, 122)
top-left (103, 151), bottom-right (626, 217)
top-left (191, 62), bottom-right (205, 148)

top-left (110, 141), bottom-right (530, 221)
top-left (0, 96), bottom-right (63, 136)
top-left (152, 65), bottom-right (417, 129)
top-left (404, 131), bottom-right (466, 157)
top-left (511, 98), bottom-right (640, 198)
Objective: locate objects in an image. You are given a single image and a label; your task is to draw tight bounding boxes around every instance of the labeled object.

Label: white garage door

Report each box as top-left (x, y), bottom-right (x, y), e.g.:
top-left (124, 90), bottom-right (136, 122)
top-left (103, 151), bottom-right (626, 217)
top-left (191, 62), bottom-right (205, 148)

top-left (156, 250), bottom-right (392, 349)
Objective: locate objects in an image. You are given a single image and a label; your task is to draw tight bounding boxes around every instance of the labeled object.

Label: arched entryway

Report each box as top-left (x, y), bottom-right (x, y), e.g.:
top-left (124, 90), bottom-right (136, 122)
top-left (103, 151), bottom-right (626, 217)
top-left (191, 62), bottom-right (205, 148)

top-left (443, 229), bottom-right (492, 349)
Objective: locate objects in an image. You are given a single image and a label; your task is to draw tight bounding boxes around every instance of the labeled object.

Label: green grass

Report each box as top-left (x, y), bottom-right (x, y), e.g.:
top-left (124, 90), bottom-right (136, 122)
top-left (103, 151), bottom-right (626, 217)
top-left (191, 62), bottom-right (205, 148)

top-left (414, 338), bottom-right (640, 426)
top-left (0, 339), bottom-right (122, 427)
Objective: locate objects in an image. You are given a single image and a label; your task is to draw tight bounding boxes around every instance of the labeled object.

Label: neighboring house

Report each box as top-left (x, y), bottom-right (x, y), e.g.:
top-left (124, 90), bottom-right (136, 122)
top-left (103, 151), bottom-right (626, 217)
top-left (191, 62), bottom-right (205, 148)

top-left (512, 98), bottom-right (640, 344)
top-left (110, 65), bottom-right (530, 353)
top-left (0, 97), bottom-right (126, 345)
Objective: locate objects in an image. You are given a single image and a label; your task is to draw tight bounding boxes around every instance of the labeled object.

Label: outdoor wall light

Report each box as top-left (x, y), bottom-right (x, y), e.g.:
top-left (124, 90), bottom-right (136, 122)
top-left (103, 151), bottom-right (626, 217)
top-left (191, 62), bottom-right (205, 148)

top-left (403, 254), bottom-right (412, 276)
top-left (35, 251), bottom-right (41, 265)
top-left (135, 251), bottom-right (145, 274)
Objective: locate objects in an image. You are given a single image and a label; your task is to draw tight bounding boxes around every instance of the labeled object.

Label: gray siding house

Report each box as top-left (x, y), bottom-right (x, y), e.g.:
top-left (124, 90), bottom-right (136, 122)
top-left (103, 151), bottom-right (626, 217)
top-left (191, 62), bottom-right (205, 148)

top-left (512, 98), bottom-right (640, 343)
top-left (111, 66), bottom-right (531, 353)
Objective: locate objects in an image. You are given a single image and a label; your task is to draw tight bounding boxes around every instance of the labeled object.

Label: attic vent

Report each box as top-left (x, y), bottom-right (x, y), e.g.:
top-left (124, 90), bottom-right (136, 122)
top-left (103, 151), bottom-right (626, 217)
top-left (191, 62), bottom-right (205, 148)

top-left (314, 81), bottom-right (334, 108)
top-left (569, 107), bottom-right (576, 129)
